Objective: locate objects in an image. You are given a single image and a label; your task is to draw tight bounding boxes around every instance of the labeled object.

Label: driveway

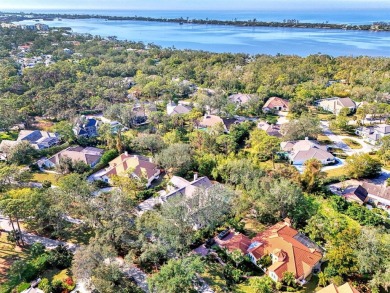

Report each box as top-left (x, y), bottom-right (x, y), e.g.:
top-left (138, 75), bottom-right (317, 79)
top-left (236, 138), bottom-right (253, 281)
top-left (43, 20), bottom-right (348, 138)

top-left (0, 213), bottom-right (78, 252)
top-left (277, 111), bottom-right (289, 125)
top-left (320, 121), bottom-right (376, 155)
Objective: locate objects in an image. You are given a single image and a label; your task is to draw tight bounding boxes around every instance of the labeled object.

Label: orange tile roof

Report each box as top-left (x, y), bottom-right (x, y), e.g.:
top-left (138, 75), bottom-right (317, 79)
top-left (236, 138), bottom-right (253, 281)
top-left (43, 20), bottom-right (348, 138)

top-left (221, 233), bottom-right (251, 254)
top-left (251, 221), bottom-right (322, 280)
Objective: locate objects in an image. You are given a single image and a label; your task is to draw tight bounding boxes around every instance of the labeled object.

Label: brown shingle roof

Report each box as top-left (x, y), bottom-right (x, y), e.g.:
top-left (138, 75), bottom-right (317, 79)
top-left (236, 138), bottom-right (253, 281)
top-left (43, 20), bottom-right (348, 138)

top-left (263, 97), bottom-right (289, 110)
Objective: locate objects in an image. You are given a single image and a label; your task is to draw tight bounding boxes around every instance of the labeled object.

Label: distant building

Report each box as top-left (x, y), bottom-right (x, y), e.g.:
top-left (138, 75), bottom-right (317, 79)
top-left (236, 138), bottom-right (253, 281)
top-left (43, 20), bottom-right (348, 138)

top-left (15, 130), bottom-right (59, 150)
top-left (316, 97), bottom-right (356, 115)
top-left (355, 124), bottom-right (390, 144)
top-left (228, 93), bottom-right (253, 107)
top-left (73, 117), bottom-right (99, 138)
top-left (166, 101), bottom-right (192, 116)
top-left (262, 97), bottom-right (289, 113)
top-left (42, 146), bottom-right (103, 168)
top-left (258, 121), bottom-right (282, 137)
top-left (199, 114), bottom-right (241, 133)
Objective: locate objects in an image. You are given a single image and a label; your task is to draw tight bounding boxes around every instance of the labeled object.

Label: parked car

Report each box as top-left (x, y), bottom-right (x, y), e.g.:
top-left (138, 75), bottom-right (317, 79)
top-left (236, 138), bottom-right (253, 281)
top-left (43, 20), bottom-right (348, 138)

top-left (218, 228), bottom-right (230, 240)
top-left (205, 238), bottom-right (216, 248)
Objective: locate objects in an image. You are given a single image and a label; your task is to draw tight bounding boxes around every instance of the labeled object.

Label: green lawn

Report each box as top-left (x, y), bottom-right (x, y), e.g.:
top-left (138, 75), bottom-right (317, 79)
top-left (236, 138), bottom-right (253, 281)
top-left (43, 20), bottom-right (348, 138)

top-left (342, 138), bottom-right (362, 149)
top-left (0, 131), bottom-right (18, 142)
top-left (243, 218), bottom-right (266, 238)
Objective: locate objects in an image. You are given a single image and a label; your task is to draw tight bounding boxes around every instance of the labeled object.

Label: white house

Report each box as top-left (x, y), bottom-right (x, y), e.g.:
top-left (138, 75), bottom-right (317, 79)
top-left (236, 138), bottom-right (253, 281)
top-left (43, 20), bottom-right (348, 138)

top-left (316, 97), bottom-right (356, 115)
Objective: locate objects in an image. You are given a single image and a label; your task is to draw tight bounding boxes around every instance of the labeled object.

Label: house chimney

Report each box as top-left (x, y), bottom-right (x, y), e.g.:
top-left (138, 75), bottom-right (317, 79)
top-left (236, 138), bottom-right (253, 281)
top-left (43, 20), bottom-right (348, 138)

top-left (305, 137), bottom-right (309, 141)
top-left (193, 172), bottom-right (198, 181)
top-left (124, 151), bottom-right (128, 156)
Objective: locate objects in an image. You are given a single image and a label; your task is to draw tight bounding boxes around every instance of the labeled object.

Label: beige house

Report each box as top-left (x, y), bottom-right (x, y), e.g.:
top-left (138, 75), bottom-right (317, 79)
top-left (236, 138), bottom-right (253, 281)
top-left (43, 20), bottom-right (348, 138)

top-left (316, 97), bottom-right (356, 114)
top-left (281, 139), bottom-right (335, 165)
top-left (262, 97), bottom-right (289, 113)
top-left (91, 153), bottom-right (160, 187)
top-left (42, 146), bottom-right (104, 168)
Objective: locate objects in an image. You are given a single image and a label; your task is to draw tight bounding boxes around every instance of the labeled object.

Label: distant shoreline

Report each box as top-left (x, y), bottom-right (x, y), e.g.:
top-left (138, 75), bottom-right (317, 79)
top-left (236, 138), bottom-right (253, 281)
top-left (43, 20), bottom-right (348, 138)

top-left (2, 11), bottom-right (390, 32)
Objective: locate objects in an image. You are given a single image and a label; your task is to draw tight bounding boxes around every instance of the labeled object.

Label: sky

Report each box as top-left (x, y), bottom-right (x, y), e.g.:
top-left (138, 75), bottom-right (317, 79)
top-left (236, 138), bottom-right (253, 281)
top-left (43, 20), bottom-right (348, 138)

top-left (1, 0), bottom-right (390, 11)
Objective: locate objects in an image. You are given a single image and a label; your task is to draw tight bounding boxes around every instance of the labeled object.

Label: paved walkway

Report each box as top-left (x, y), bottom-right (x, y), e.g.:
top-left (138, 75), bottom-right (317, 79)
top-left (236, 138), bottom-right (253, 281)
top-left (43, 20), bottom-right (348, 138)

top-left (116, 257), bottom-right (149, 292)
top-left (0, 213), bottom-right (78, 252)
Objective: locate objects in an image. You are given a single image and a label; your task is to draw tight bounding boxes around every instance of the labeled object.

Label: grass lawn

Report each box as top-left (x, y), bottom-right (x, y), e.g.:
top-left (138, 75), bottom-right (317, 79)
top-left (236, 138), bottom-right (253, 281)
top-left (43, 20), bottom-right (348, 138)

top-left (235, 277), bottom-right (262, 293)
top-left (0, 131), bottom-right (18, 142)
top-left (342, 138), bottom-right (362, 149)
top-left (31, 172), bottom-right (60, 184)
top-left (317, 134), bottom-right (333, 145)
top-left (317, 113), bottom-right (335, 121)
top-left (0, 233), bottom-right (30, 283)
top-left (324, 166), bottom-right (349, 178)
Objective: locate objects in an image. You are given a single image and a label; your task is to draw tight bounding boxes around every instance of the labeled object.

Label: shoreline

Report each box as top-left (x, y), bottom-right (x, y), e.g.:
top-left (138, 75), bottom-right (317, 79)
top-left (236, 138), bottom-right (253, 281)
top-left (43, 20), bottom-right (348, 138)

top-left (2, 11), bottom-right (390, 32)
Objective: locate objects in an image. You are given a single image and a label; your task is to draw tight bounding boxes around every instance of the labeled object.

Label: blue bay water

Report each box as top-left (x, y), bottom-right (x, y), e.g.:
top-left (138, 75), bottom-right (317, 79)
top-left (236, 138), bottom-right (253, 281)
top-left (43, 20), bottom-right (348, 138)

top-left (14, 9), bottom-right (390, 57)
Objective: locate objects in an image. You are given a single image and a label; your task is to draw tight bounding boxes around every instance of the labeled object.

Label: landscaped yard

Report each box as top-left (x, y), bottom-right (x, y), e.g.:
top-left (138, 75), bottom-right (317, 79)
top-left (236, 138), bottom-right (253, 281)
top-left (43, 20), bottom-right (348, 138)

top-left (32, 172), bottom-right (60, 184)
top-left (324, 166), bottom-right (349, 178)
top-left (317, 134), bottom-right (333, 145)
top-left (342, 138), bottom-right (362, 149)
top-left (0, 232), bottom-right (30, 283)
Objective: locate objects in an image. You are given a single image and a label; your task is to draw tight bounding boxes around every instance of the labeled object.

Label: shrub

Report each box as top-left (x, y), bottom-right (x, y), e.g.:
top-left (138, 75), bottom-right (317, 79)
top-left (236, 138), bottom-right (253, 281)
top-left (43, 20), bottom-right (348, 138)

top-left (31, 254), bottom-right (50, 274)
top-left (38, 278), bottom-right (52, 293)
top-left (16, 282), bottom-right (30, 293)
top-left (48, 245), bottom-right (73, 269)
top-left (100, 149), bottom-right (119, 165)
top-left (30, 243), bottom-right (46, 258)
top-left (42, 180), bottom-right (52, 188)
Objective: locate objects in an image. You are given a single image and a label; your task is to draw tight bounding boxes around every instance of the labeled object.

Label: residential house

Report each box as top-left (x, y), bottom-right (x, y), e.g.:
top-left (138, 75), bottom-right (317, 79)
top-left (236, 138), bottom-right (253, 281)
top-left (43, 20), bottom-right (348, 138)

top-left (166, 101), bottom-right (192, 116)
top-left (228, 93), bottom-right (253, 107)
top-left (163, 174), bottom-right (213, 202)
top-left (281, 139), bottom-right (335, 165)
top-left (342, 185), bottom-right (369, 205)
top-left (199, 115), bottom-right (241, 133)
top-left (42, 146), bottom-right (103, 168)
top-left (262, 97), bottom-right (289, 113)
top-left (73, 117), bottom-right (99, 138)
top-left (355, 124), bottom-right (390, 144)
top-left (220, 219), bottom-right (323, 284)
top-left (258, 121), bottom-right (282, 137)
top-left (135, 174), bottom-right (213, 216)
top-left (91, 153), bottom-right (160, 187)
top-left (218, 233), bottom-right (251, 255)
top-left (329, 180), bottom-right (390, 213)
top-left (10, 130), bottom-right (59, 150)
top-left (317, 283), bottom-right (360, 293)
top-left (132, 106), bottom-right (148, 126)
top-left (316, 97), bottom-right (356, 115)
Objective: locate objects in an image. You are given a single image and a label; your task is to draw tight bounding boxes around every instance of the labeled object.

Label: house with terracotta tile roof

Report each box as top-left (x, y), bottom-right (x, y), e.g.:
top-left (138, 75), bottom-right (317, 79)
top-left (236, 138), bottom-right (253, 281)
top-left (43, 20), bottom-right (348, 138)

top-left (247, 220), bottom-right (323, 284)
top-left (42, 146), bottom-right (104, 168)
top-left (317, 283), bottom-right (360, 293)
top-left (218, 233), bottom-right (251, 255)
top-left (91, 152), bottom-right (160, 187)
top-left (262, 97), bottom-right (289, 113)
top-left (281, 138), bottom-right (335, 165)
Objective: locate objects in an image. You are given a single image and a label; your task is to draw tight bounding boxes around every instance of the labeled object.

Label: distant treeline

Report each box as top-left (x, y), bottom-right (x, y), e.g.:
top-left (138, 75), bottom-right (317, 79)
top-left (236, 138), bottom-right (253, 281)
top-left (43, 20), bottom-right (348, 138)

top-left (1, 11), bottom-right (390, 31)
